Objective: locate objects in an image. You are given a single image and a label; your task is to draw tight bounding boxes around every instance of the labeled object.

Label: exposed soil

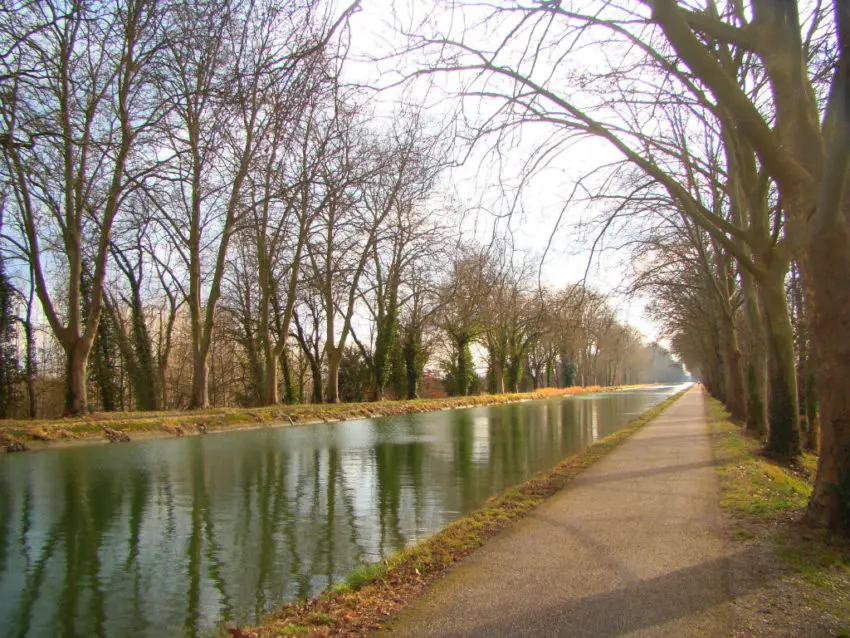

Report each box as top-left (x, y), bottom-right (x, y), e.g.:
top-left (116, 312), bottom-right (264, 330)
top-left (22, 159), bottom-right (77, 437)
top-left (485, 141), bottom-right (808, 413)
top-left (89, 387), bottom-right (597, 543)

top-left (723, 512), bottom-right (850, 637)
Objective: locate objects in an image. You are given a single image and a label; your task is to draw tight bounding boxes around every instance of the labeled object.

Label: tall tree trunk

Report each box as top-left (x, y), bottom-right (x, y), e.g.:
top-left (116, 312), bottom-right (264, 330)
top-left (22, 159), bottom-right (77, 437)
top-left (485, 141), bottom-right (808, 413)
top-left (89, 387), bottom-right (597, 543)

top-left (759, 267), bottom-right (801, 458)
top-left (21, 281), bottom-right (37, 417)
top-left (65, 342), bottom-right (90, 415)
top-left (805, 215), bottom-right (850, 530)
top-left (130, 302), bottom-right (161, 411)
top-left (372, 307), bottom-right (398, 402)
top-left (257, 248), bottom-right (278, 406)
top-left (494, 364), bottom-right (505, 394)
top-left (260, 335), bottom-right (280, 405)
top-left (403, 331), bottom-right (422, 399)
top-left (188, 247), bottom-right (206, 409)
top-left (325, 352), bottom-right (341, 403)
top-left (742, 271), bottom-right (768, 435)
top-left (280, 346), bottom-right (297, 404)
top-left (455, 335), bottom-right (476, 396)
top-left (790, 261), bottom-right (818, 451)
top-left (309, 359), bottom-right (323, 404)
top-left (718, 310), bottom-right (747, 421)
top-left (705, 334), bottom-right (723, 400)
top-left (506, 350), bottom-right (523, 393)
top-left (23, 319), bottom-right (36, 418)
top-left (190, 351), bottom-right (209, 410)
top-left (263, 353), bottom-right (278, 406)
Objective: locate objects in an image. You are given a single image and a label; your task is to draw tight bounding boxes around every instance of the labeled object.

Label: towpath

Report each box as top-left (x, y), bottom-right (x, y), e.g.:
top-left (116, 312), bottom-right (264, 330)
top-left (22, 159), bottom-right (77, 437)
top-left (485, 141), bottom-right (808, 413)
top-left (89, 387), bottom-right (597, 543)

top-left (380, 386), bottom-right (738, 637)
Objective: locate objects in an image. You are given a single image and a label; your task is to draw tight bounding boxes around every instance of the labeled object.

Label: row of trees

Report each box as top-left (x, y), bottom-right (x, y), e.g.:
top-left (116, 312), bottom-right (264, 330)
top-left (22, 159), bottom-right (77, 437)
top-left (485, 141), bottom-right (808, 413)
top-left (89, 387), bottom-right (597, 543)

top-left (435, 247), bottom-right (682, 398)
top-left (396, 0), bottom-right (849, 529)
top-left (0, 0), bottom-right (437, 413)
top-left (0, 222), bottom-right (683, 416)
top-left (0, 0), bottom-right (687, 422)
top-left (4, 0), bottom-right (846, 531)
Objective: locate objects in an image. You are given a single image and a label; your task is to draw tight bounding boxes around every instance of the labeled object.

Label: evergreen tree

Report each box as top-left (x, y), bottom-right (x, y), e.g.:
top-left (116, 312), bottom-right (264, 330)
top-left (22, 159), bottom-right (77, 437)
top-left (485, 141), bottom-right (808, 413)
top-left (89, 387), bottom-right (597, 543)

top-left (338, 346), bottom-right (370, 403)
top-left (81, 268), bottom-right (121, 411)
top-left (444, 337), bottom-right (477, 396)
top-left (402, 329), bottom-right (424, 399)
top-left (389, 335), bottom-right (407, 399)
top-left (0, 250), bottom-right (19, 418)
top-left (561, 359), bottom-right (576, 388)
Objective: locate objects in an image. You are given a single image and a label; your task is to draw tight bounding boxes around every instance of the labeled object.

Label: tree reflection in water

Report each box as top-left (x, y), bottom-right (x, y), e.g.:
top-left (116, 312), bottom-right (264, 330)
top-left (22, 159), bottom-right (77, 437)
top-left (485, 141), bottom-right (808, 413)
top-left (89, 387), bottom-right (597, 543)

top-left (0, 386), bottom-right (683, 637)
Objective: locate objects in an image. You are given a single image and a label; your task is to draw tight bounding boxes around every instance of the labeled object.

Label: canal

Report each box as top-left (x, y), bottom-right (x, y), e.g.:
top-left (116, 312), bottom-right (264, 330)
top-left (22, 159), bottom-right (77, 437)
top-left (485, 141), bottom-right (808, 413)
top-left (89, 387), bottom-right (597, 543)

top-left (0, 384), bottom-right (687, 637)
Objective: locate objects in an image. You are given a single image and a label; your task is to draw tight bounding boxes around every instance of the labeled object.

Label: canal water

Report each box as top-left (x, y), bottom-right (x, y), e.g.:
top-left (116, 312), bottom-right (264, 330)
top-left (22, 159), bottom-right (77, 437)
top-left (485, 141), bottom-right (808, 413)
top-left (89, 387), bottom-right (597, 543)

top-left (0, 384), bottom-right (687, 637)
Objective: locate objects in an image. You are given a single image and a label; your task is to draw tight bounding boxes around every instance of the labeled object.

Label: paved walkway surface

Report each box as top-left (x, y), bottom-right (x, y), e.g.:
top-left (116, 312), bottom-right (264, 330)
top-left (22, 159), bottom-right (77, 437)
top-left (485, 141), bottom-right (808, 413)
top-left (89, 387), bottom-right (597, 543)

top-left (379, 386), bottom-right (737, 637)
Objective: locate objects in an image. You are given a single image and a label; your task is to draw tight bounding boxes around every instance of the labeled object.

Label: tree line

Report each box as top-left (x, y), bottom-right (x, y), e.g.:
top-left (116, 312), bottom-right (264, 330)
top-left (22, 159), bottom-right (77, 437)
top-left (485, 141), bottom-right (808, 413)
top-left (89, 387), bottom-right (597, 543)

top-left (399, 0), bottom-right (850, 530)
top-left (0, 0), bottom-right (682, 421)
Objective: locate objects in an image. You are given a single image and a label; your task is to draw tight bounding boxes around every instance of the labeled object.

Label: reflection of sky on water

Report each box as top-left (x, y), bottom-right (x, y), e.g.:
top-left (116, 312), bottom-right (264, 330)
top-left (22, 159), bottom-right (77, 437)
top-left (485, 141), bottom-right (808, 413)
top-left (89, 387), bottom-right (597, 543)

top-left (0, 384), bottom-right (687, 637)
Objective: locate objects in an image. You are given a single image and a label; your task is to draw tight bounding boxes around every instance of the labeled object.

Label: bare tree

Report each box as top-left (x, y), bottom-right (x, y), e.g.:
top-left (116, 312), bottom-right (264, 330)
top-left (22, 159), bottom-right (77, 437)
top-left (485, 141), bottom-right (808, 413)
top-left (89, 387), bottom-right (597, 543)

top-left (0, 0), bottom-right (168, 413)
top-left (351, 117), bottom-right (450, 400)
top-left (435, 245), bottom-right (494, 396)
top-left (148, 0), bottom-right (355, 408)
top-left (249, 87), bottom-right (337, 406)
top-left (404, 0), bottom-right (850, 529)
top-left (307, 109), bottom-right (433, 402)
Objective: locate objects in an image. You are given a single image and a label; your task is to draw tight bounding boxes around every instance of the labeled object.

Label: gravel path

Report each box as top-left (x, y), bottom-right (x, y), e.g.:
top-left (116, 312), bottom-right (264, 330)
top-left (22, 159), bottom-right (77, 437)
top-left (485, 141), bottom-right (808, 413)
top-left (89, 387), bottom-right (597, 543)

top-left (380, 386), bottom-right (737, 637)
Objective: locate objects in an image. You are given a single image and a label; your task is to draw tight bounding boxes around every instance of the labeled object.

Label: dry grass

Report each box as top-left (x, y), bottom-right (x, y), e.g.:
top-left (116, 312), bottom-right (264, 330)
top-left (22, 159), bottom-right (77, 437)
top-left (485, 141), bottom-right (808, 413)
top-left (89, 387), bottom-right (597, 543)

top-left (228, 387), bottom-right (689, 638)
top-left (0, 384), bottom-right (635, 451)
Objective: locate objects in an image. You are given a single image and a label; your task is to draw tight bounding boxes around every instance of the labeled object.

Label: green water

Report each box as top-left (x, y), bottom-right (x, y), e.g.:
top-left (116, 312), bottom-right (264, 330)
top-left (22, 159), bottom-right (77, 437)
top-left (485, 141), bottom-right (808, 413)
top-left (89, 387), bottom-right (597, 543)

top-left (0, 384), bottom-right (686, 636)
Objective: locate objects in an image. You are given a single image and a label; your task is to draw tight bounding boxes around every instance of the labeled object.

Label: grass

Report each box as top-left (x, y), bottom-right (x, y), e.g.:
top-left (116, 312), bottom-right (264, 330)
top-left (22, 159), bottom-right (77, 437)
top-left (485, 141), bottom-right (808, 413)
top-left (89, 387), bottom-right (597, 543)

top-left (708, 399), bottom-right (814, 517)
top-left (344, 563), bottom-right (390, 591)
top-left (704, 395), bottom-right (850, 632)
top-left (228, 386), bottom-right (690, 638)
top-left (0, 384), bottom-right (630, 451)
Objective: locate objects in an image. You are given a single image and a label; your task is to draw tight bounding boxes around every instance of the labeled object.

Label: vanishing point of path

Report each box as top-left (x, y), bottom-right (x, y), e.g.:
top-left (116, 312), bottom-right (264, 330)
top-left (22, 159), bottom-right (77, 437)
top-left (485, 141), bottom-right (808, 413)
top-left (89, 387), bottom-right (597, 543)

top-left (380, 386), bottom-right (736, 637)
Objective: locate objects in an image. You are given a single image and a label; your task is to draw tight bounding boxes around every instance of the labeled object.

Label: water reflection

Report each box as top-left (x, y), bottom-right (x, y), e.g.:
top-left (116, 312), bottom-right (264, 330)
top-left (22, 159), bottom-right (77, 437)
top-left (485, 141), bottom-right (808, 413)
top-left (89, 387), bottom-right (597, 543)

top-left (0, 385), bottom-right (685, 637)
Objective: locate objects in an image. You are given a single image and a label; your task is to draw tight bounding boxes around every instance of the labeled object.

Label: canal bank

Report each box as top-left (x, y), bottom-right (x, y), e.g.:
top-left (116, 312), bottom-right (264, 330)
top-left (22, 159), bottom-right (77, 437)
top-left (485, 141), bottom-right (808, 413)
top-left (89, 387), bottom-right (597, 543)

top-left (0, 385), bottom-right (622, 452)
top-left (237, 386), bottom-right (691, 637)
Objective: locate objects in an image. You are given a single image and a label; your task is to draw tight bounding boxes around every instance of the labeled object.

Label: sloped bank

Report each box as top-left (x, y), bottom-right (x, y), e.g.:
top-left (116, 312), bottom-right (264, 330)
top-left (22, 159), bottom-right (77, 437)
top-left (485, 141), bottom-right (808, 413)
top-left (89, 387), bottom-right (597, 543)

top-left (0, 385), bottom-right (632, 452)
top-left (230, 387), bottom-right (689, 638)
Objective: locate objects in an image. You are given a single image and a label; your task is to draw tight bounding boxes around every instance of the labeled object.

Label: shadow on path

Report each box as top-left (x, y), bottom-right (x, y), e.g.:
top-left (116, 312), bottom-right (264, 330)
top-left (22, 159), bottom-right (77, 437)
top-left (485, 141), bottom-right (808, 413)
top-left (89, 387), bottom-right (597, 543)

top-left (425, 548), bottom-right (766, 637)
top-left (572, 459), bottom-right (717, 487)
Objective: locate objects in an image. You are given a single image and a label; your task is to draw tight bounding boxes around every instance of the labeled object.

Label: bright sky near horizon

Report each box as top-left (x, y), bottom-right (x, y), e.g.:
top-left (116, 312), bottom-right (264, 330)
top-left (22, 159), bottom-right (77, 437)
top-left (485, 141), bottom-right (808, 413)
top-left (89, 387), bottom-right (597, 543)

top-left (342, 0), bottom-right (668, 346)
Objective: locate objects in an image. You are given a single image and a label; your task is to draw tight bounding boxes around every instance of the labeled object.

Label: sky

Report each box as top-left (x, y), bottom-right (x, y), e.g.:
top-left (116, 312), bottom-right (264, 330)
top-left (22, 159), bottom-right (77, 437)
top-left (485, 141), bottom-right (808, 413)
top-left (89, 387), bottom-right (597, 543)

top-left (341, 0), bottom-right (667, 346)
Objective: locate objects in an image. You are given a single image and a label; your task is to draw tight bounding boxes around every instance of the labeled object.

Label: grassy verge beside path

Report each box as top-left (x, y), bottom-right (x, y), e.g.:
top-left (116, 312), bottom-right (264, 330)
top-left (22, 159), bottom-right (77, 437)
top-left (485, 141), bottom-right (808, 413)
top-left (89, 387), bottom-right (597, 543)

top-left (705, 395), bottom-right (850, 636)
top-left (230, 386), bottom-right (690, 638)
top-left (0, 384), bottom-right (634, 452)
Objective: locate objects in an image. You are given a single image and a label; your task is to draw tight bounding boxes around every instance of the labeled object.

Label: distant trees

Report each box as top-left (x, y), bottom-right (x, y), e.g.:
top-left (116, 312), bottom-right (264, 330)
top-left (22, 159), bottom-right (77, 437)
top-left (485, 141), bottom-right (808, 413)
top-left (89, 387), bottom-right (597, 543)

top-left (434, 245), bottom-right (678, 397)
